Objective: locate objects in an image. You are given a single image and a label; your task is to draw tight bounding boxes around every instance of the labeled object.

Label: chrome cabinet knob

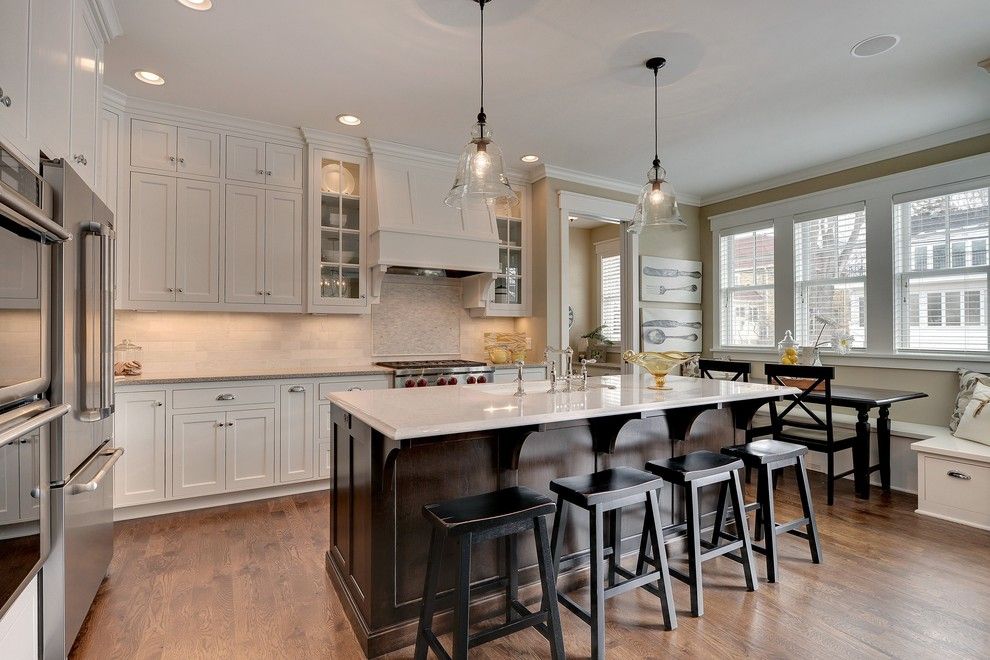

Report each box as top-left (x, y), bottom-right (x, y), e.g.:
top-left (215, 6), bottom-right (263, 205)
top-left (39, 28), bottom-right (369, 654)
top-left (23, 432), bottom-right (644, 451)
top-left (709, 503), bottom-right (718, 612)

top-left (178, 157), bottom-right (185, 164)
top-left (266, 170), bottom-right (273, 176)
top-left (215, 422), bottom-right (224, 428)
top-left (166, 287), bottom-right (174, 292)
top-left (0, 86), bottom-right (11, 107)
top-left (73, 154), bottom-right (88, 165)
top-left (155, 401), bottom-right (163, 407)
top-left (265, 291), bottom-right (272, 295)
top-left (177, 288), bottom-right (183, 293)
top-left (169, 156), bottom-right (176, 162)
top-left (257, 169), bottom-right (265, 175)
top-left (227, 422), bottom-right (234, 426)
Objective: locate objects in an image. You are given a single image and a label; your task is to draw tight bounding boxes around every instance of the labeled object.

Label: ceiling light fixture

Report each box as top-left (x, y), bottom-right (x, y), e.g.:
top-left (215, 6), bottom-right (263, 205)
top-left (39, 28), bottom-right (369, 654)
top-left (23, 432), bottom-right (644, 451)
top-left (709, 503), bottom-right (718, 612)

top-left (133, 70), bottom-right (166, 86)
top-left (628, 57), bottom-right (684, 234)
top-left (336, 114), bottom-right (362, 126)
top-left (445, 0), bottom-right (517, 210)
top-left (520, 154), bottom-right (540, 163)
top-left (851, 34), bottom-right (900, 58)
top-left (176, 0), bottom-right (213, 10)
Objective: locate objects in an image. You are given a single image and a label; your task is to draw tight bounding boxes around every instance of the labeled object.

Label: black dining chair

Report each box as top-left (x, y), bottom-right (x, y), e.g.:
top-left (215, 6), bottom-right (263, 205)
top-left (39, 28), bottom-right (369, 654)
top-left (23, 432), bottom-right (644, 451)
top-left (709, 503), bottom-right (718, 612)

top-left (698, 358), bottom-right (751, 382)
top-left (763, 364), bottom-right (863, 505)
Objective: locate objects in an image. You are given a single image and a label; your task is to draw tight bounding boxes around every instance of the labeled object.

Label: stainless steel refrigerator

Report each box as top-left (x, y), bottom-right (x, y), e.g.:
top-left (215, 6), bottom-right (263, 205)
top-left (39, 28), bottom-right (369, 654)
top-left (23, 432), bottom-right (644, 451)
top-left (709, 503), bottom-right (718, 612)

top-left (41, 160), bottom-right (121, 659)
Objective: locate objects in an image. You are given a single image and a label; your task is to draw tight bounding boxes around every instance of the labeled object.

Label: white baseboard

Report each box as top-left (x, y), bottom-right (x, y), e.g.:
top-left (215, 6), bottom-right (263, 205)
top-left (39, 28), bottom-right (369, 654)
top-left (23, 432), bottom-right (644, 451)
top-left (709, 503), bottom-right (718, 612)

top-left (114, 479), bottom-right (331, 521)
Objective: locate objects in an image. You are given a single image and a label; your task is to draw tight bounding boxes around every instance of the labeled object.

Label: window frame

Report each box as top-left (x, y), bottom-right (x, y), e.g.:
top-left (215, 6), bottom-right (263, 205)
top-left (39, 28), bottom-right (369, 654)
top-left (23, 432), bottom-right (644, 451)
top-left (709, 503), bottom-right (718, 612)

top-left (717, 222), bottom-right (776, 348)
top-left (595, 238), bottom-right (622, 343)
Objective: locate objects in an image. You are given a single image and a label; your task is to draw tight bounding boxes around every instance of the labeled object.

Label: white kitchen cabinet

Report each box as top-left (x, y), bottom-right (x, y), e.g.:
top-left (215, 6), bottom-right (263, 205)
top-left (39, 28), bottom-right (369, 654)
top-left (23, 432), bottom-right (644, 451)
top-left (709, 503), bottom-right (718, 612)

top-left (226, 135), bottom-right (302, 188)
top-left (279, 384), bottom-right (314, 483)
top-left (0, 442), bottom-right (19, 525)
top-left (29, 0), bottom-right (74, 161)
top-left (224, 185), bottom-right (303, 306)
top-left (175, 178), bottom-right (221, 302)
top-left (130, 119), bottom-right (221, 178)
top-left (69, 0), bottom-right (100, 188)
top-left (225, 408), bottom-right (276, 492)
top-left (129, 172), bottom-right (176, 302)
top-left (113, 391), bottom-right (167, 507)
top-left (0, 0), bottom-right (32, 162)
top-left (172, 411), bottom-right (226, 499)
top-left (98, 109), bottom-right (119, 211)
top-left (0, 576), bottom-right (38, 660)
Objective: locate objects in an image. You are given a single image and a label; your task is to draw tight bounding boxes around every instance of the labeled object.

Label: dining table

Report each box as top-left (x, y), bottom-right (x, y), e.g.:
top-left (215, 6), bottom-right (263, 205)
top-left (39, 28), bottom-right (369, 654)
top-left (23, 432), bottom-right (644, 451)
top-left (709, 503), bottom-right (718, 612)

top-left (804, 385), bottom-right (928, 499)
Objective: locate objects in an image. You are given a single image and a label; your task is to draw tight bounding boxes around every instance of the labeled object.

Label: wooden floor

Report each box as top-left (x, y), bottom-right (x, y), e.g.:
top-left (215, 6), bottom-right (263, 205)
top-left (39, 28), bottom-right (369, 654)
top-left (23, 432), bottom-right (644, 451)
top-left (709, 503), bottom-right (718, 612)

top-left (71, 476), bottom-right (990, 659)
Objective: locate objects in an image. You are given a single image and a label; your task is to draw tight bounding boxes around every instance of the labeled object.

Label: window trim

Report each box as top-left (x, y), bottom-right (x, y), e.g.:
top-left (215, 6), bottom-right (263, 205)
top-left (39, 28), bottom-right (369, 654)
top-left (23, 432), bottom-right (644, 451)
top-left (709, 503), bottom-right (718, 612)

top-left (717, 224), bottom-right (776, 348)
top-left (709, 151), bottom-right (990, 367)
top-left (595, 238), bottom-right (621, 343)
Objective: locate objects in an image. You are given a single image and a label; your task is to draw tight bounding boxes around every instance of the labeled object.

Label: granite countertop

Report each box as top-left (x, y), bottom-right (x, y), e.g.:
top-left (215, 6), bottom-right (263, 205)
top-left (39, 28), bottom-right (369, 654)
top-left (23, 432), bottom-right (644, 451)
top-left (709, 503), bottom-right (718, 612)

top-left (114, 364), bottom-right (395, 386)
top-left (325, 374), bottom-right (797, 440)
top-left (488, 362), bottom-right (548, 369)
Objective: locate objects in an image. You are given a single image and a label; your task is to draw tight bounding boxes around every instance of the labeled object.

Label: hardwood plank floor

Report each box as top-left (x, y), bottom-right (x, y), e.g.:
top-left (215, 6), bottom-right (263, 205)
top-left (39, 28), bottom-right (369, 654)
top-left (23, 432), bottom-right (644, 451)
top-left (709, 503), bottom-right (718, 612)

top-left (71, 476), bottom-right (990, 659)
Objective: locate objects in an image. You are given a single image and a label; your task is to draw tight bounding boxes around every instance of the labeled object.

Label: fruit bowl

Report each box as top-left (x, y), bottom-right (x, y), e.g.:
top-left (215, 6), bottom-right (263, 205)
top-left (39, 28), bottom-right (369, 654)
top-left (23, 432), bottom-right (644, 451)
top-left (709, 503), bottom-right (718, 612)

top-left (622, 350), bottom-right (694, 390)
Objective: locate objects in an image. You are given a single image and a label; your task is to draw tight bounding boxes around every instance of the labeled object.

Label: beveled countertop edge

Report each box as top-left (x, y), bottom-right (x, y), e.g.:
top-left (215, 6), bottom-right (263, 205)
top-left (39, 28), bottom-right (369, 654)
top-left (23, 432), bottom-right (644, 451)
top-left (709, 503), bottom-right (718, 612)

top-left (114, 366), bottom-right (395, 386)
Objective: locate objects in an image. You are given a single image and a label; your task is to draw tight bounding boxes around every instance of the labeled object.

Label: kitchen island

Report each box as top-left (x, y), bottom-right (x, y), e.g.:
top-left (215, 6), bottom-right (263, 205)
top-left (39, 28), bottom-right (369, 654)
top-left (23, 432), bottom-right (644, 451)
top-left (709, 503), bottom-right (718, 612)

top-left (324, 373), bottom-right (796, 657)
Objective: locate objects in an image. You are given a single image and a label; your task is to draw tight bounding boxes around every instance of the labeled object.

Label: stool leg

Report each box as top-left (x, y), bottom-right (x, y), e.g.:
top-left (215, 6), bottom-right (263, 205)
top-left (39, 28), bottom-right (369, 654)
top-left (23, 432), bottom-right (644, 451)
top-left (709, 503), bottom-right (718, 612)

top-left (589, 505), bottom-right (607, 660)
top-left (729, 471), bottom-right (758, 592)
top-left (754, 468), bottom-right (766, 543)
top-left (636, 501), bottom-right (653, 575)
top-left (414, 528), bottom-right (445, 660)
top-left (710, 481), bottom-right (730, 546)
top-left (505, 533), bottom-right (518, 623)
top-left (758, 464), bottom-right (779, 583)
top-left (550, 497), bottom-right (568, 578)
top-left (608, 509), bottom-right (622, 587)
top-left (646, 489), bottom-right (677, 631)
top-left (533, 515), bottom-right (566, 660)
top-left (452, 534), bottom-right (473, 660)
top-left (795, 455), bottom-right (823, 564)
top-left (685, 483), bottom-right (704, 617)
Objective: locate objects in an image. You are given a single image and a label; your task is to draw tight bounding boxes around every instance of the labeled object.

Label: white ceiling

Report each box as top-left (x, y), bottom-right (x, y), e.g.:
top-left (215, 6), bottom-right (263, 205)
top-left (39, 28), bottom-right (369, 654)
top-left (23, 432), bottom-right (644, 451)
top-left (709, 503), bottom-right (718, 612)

top-left (104, 0), bottom-right (990, 202)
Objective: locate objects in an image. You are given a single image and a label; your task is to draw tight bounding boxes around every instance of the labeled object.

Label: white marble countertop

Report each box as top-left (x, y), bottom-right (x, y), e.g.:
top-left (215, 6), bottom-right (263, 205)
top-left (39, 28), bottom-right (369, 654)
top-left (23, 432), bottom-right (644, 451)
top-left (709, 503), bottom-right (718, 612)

top-left (325, 373), bottom-right (798, 440)
top-left (114, 363), bottom-right (395, 385)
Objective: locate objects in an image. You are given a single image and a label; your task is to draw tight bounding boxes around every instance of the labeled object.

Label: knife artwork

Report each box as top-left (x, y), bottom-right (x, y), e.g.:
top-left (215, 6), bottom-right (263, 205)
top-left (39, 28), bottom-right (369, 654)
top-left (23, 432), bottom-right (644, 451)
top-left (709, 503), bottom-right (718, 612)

top-left (643, 267), bottom-right (702, 279)
top-left (651, 284), bottom-right (698, 295)
top-left (645, 329), bottom-right (699, 345)
top-left (643, 319), bottom-right (703, 329)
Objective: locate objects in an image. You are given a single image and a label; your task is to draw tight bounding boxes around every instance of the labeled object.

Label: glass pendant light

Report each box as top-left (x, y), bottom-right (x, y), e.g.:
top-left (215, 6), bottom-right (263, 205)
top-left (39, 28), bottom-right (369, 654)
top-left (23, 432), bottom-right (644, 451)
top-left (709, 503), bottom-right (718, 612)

top-left (445, 0), bottom-right (518, 209)
top-left (628, 57), bottom-right (685, 234)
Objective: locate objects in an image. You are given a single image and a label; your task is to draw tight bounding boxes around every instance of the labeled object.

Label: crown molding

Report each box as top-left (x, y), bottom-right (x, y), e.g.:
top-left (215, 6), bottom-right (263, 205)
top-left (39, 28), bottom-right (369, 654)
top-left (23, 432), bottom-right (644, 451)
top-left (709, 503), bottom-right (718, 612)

top-left (87, 0), bottom-right (123, 44)
top-left (534, 163), bottom-right (702, 207)
top-left (366, 138), bottom-right (458, 169)
top-left (700, 118), bottom-right (990, 207)
top-left (102, 86), bottom-right (126, 113)
top-left (299, 127), bottom-right (369, 156)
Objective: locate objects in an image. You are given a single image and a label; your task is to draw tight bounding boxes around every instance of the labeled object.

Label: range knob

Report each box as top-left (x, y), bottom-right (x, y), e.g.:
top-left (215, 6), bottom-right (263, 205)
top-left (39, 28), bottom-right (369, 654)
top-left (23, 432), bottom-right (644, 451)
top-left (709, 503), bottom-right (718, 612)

top-left (476, 375), bottom-right (487, 384)
top-left (416, 378), bottom-right (428, 387)
top-left (448, 376), bottom-right (458, 385)
top-left (404, 379), bottom-right (417, 388)
top-left (466, 375), bottom-right (476, 384)
top-left (436, 376), bottom-right (448, 386)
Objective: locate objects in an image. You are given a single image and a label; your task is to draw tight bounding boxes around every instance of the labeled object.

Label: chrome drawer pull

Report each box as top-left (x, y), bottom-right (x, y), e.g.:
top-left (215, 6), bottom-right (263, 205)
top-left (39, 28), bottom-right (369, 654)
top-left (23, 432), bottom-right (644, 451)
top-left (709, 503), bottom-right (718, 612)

top-left (288, 386), bottom-right (305, 392)
top-left (347, 387), bottom-right (363, 391)
top-left (947, 470), bottom-right (972, 481)
top-left (217, 393), bottom-right (236, 401)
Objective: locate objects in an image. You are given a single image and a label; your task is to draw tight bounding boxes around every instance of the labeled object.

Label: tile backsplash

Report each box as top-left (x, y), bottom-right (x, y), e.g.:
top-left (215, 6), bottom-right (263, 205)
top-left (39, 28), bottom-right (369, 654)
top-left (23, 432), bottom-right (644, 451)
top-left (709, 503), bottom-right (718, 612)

top-left (115, 275), bottom-right (517, 374)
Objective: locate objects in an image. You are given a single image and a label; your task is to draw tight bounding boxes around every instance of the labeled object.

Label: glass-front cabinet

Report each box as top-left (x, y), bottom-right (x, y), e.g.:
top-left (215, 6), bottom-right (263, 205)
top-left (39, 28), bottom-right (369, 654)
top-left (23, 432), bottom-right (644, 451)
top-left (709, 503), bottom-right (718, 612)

top-left (465, 183), bottom-right (531, 317)
top-left (309, 148), bottom-right (367, 311)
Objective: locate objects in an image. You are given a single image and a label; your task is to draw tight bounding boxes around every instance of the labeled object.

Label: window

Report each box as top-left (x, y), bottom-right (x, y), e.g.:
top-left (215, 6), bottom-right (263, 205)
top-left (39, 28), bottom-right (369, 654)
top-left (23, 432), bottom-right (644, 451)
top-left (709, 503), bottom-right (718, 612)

top-left (719, 225), bottom-right (775, 347)
top-left (596, 239), bottom-right (621, 343)
top-left (894, 185), bottom-right (989, 353)
top-left (794, 204), bottom-right (867, 348)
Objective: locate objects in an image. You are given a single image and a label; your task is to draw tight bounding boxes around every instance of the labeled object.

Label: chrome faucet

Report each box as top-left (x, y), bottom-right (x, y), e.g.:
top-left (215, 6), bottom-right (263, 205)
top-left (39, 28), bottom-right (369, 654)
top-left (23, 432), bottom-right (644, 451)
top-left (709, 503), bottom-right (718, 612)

top-left (576, 358), bottom-right (597, 391)
top-left (544, 346), bottom-right (575, 393)
top-left (513, 360), bottom-right (526, 397)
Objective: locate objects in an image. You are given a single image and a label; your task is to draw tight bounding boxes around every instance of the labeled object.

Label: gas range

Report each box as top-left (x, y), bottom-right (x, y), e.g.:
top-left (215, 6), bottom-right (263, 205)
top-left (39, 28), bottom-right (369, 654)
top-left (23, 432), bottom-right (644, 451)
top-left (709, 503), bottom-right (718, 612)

top-left (375, 360), bottom-right (495, 388)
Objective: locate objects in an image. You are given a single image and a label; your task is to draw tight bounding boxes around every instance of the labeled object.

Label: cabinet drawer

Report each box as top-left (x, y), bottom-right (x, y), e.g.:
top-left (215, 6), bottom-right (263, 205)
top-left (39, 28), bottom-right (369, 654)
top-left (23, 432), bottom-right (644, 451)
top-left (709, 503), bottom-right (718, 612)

top-left (318, 376), bottom-right (389, 399)
top-left (319, 404), bottom-right (333, 439)
top-left (923, 456), bottom-right (990, 515)
top-left (172, 384), bottom-right (276, 409)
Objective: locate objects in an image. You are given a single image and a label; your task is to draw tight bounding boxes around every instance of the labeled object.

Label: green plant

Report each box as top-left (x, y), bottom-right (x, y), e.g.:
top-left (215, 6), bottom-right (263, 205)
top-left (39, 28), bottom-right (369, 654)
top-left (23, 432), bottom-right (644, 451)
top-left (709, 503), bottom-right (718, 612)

top-left (581, 325), bottom-right (614, 348)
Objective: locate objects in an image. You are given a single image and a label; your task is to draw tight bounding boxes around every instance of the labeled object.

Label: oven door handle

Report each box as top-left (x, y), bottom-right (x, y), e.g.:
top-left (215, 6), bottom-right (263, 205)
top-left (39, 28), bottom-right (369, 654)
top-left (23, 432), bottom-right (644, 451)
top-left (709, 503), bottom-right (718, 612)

top-left (0, 402), bottom-right (71, 450)
top-left (67, 447), bottom-right (124, 495)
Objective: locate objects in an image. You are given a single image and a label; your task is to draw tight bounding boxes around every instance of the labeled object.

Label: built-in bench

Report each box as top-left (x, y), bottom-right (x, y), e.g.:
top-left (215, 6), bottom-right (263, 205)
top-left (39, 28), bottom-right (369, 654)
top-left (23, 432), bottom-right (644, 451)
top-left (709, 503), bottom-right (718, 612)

top-left (912, 432), bottom-right (990, 531)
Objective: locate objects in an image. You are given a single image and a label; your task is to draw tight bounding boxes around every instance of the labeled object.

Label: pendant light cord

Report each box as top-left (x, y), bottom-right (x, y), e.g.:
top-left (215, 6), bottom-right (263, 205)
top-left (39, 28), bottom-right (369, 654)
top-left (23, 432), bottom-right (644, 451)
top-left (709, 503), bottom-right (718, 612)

top-left (478, 0), bottom-right (486, 126)
top-left (653, 65), bottom-right (660, 172)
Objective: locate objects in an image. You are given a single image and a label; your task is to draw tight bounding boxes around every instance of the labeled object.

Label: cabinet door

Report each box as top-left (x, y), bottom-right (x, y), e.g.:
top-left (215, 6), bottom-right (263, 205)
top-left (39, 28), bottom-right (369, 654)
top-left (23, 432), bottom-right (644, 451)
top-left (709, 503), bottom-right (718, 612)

top-left (175, 179), bottom-right (220, 303)
top-left (129, 173), bottom-right (176, 302)
top-left (264, 190), bottom-right (303, 305)
top-left (176, 126), bottom-right (220, 178)
top-left (29, 0), bottom-right (74, 160)
top-left (130, 119), bottom-right (177, 173)
top-left (279, 384), bottom-right (314, 483)
top-left (172, 412), bottom-right (225, 499)
top-left (0, 441), bottom-right (19, 525)
top-left (97, 110), bottom-right (119, 212)
top-left (0, 0), bottom-right (31, 160)
top-left (225, 408), bottom-right (275, 492)
top-left (266, 143), bottom-right (303, 189)
top-left (224, 185), bottom-right (266, 304)
top-left (69, 3), bottom-right (100, 188)
top-left (225, 135), bottom-right (266, 184)
top-left (113, 391), bottom-right (166, 506)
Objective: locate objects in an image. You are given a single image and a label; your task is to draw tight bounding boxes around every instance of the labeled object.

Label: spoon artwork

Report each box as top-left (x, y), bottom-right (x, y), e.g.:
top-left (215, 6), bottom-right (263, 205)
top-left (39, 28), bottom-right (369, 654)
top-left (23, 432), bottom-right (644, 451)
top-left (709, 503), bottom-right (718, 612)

top-left (645, 329), bottom-right (699, 345)
top-left (653, 284), bottom-right (698, 296)
top-left (642, 319), bottom-right (703, 329)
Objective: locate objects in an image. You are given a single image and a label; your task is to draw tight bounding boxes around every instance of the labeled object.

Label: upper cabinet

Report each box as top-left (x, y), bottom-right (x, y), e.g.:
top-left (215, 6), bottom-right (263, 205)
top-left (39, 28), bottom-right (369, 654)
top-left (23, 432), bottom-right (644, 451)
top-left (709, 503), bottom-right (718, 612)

top-left (309, 149), bottom-right (367, 311)
top-left (130, 119), bottom-right (221, 178)
top-left (0, 1), bottom-right (33, 161)
top-left (68, 1), bottom-right (100, 188)
top-left (226, 136), bottom-right (303, 189)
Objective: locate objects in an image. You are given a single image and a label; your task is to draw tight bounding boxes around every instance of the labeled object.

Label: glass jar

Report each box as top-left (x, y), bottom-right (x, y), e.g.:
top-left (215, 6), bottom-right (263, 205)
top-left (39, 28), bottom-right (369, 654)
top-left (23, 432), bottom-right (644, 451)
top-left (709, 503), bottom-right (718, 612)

top-left (777, 330), bottom-right (800, 365)
top-left (114, 339), bottom-right (143, 376)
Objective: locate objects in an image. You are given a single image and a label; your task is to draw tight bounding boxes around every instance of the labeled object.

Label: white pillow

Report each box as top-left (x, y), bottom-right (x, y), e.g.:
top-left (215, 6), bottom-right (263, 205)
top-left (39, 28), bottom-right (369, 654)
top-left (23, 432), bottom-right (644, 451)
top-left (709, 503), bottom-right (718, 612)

top-left (953, 381), bottom-right (990, 446)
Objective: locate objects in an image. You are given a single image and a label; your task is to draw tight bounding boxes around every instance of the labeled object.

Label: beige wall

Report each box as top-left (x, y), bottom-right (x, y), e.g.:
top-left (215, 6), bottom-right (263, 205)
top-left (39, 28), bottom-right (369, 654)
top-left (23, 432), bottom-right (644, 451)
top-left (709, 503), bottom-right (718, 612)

top-left (567, 227), bottom-right (594, 348)
top-left (699, 133), bottom-right (990, 425)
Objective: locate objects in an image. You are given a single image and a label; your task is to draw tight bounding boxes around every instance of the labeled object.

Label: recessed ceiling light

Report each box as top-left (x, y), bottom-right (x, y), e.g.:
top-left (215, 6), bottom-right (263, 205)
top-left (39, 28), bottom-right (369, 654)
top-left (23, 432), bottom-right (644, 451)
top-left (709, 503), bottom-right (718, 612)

top-left (176, 0), bottom-right (213, 10)
top-left (851, 34), bottom-right (900, 58)
top-left (336, 114), bottom-right (362, 126)
top-left (520, 155), bottom-right (540, 163)
top-left (133, 70), bottom-right (165, 86)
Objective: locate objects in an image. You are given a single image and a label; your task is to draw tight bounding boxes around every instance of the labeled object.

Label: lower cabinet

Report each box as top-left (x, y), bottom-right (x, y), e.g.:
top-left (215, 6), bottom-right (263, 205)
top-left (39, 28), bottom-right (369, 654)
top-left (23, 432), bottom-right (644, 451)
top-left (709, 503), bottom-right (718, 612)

top-left (279, 383), bottom-right (314, 483)
top-left (225, 408), bottom-right (276, 492)
top-left (114, 391), bottom-right (167, 506)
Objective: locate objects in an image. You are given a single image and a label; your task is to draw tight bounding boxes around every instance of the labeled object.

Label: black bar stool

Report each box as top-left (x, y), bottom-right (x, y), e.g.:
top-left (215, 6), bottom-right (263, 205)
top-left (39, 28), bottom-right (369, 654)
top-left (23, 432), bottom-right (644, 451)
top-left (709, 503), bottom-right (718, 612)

top-left (715, 439), bottom-right (823, 582)
top-left (639, 450), bottom-right (757, 617)
top-left (698, 358), bottom-right (751, 382)
top-left (549, 466), bottom-right (677, 660)
top-left (414, 486), bottom-right (565, 660)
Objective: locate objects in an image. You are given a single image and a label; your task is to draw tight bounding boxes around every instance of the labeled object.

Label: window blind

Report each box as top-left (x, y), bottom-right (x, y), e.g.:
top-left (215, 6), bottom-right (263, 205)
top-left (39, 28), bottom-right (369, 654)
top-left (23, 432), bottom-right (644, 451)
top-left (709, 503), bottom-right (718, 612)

top-left (719, 226), bottom-right (775, 347)
top-left (793, 205), bottom-right (867, 348)
top-left (894, 185), bottom-right (989, 353)
top-left (599, 253), bottom-right (622, 342)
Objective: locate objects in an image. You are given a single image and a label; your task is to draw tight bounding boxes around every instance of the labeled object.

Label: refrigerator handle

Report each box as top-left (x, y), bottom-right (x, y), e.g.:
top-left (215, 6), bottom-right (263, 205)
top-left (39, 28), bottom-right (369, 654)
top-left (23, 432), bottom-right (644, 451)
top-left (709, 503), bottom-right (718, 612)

top-left (80, 222), bottom-right (115, 419)
top-left (0, 402), bottom-right (71, 449)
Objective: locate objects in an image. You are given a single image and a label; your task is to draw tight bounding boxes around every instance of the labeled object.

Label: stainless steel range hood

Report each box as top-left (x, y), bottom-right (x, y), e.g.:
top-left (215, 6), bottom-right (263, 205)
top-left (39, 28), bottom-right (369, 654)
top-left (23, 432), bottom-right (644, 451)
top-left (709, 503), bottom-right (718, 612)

top-left (367, 141), bottom-right (501, 299)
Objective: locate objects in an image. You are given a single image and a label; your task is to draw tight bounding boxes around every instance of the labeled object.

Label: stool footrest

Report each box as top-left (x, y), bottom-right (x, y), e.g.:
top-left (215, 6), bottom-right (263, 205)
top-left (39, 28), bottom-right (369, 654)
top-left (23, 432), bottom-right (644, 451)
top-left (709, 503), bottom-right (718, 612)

top-left (510, 601), bottom-right (553, 642)
top-left (604, 567), bottom-right (670, 599)
top-left (420, 629), bottom-right (451, 660)
top-left (698, 538), bottom-right (746, 562)
top-left (557, 592), bottom-right (593, 626)
top-left (776, 517), bottom-right (810, 535)
top-left (469, 610), bottom-right (549, 648)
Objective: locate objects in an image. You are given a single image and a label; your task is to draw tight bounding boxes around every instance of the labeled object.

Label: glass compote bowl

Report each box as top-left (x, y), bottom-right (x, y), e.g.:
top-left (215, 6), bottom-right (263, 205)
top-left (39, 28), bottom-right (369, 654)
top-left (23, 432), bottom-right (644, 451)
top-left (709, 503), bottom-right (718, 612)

top-left (622, 350), bottom-right (694, 390)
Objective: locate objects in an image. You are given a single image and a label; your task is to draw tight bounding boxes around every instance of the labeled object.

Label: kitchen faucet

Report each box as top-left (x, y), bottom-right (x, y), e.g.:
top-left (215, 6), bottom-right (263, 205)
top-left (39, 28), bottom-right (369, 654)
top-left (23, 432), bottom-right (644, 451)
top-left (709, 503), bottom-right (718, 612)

top-left (544, 346), bottom-right (575, 393)
top-left (513, 360), bottom-right (526, 397)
